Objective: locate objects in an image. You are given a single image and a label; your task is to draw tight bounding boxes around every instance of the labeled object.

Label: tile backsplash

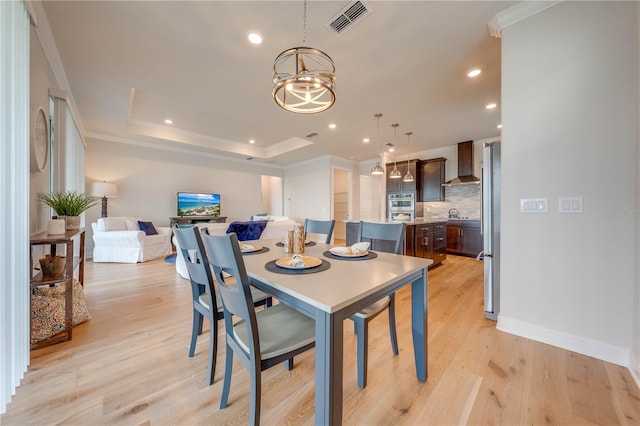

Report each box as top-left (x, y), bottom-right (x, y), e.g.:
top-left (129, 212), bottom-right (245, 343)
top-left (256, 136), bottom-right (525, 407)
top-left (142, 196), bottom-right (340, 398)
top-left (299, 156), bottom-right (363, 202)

top-left (419, 185), bottom-right (481, 219)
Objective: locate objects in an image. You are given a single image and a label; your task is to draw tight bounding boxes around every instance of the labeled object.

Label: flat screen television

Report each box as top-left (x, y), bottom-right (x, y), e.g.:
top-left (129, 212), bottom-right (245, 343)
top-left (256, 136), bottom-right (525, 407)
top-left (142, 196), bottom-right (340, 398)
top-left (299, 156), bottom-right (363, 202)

top-left (177, 192), bottom-right (221, 217)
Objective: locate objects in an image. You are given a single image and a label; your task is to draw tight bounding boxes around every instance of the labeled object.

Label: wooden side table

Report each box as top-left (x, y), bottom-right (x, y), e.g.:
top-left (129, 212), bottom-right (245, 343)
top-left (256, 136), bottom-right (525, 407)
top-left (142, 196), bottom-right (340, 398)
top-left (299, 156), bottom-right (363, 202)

top-left (29, 228), bottom-right (85, 350)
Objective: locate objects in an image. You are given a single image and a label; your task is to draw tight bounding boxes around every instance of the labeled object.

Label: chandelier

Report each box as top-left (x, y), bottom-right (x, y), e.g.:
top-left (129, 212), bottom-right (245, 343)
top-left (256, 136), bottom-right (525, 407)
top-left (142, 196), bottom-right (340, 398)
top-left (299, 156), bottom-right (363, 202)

top-left (371, 113), bottom-right (385, 175)
top-left (272, 0), bottom-right (336, 114)
top-left (389, 123), bottom-right (402, 179)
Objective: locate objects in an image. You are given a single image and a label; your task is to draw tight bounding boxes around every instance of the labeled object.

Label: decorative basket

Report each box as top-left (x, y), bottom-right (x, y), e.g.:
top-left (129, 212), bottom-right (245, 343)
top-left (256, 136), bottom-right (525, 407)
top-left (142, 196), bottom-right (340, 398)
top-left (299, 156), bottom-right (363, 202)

top-left (39, 255), bottom-right (65, 279)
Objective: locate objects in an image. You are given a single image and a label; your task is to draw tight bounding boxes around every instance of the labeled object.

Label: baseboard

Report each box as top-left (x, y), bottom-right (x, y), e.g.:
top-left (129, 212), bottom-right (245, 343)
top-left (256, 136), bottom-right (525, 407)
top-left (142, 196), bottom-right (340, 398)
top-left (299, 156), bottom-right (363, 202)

top-left (630, 350), bottom-right (640, 390)
top-left (497, 315), bottom-right (630, 367)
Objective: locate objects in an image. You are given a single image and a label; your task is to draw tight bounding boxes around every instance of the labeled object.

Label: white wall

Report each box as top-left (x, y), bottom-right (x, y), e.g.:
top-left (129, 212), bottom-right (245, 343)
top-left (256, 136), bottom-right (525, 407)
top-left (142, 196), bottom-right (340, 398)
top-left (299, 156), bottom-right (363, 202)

top-left (29, 26), bottom-right (55, 235)
top-left (633, 0), bottom-right (640, 387)
top-left (85, 138), bottom-right (281, 255)
top-left (284, 157), bottom-right (332, 223)
top-left (499, 1), bottom-right (638, 367)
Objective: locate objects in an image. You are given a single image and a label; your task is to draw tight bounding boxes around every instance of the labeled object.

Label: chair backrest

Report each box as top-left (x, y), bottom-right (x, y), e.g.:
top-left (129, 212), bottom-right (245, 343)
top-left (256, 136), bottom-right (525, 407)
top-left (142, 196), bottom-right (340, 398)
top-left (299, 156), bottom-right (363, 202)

top-left (200, 232), bottom-right (260, 356)
top-left (304, 219), bottom-right (336, 244)
top-left (172, 225), bottom-right (216, 307)
top-left (357, 221), bottom-right (406, 254)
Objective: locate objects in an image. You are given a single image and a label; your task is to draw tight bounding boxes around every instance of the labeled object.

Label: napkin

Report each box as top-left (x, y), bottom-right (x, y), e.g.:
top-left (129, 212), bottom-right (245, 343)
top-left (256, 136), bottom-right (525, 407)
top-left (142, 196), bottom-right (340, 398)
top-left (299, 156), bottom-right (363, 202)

top-left (241, 244), bottom-right (255, 251)
top-left (350, 242), bottom-right (370, 254)
top-left (287, 254), bottom-right (305, 267)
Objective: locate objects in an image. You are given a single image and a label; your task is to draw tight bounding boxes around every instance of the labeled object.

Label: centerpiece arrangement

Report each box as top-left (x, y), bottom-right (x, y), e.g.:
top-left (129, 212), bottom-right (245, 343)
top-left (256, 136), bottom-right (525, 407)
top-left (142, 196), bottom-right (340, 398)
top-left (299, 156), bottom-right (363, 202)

top-left (38, 191), bottom-right (97, 230)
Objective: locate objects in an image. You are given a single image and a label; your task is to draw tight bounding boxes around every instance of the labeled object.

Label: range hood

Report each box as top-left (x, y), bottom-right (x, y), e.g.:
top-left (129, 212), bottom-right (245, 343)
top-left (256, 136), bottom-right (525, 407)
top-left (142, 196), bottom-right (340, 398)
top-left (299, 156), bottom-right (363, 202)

top-left (443, 140), bottom-right (481, 186)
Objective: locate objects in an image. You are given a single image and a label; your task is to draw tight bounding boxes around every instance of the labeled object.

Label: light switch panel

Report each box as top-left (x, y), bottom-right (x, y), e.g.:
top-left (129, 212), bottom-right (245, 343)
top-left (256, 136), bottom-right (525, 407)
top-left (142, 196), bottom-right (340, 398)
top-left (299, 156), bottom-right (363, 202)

top-left (520, 198), bottom-right (549, 213)
top-left (559, 196), bottom-right (583, 213)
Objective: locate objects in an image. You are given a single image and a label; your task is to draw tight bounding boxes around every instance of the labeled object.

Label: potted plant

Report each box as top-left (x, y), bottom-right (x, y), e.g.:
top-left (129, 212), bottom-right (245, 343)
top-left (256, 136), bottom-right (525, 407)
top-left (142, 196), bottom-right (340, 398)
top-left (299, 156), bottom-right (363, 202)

top-left (38, 191), bottom-right (97, 230)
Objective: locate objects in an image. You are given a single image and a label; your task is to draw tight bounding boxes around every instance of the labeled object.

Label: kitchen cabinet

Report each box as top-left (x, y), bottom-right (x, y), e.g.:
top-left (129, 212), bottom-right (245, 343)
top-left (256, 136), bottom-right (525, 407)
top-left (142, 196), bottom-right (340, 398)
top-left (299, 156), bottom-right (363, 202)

top-left (386, 160), bottom-right (419, 192)
top-left (415, 221), bottom-right (446, 267)
top-left (419, 157), bottom-right (446, 202)
top-left (446, 220), bottom-right (483, 257)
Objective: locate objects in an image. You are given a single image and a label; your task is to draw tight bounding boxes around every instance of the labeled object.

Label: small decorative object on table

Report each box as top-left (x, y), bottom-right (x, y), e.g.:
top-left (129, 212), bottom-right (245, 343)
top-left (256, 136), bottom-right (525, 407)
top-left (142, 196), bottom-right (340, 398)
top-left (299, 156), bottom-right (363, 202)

top-left (38, 191), bottom-right (97, 230)
top-left (285, 230), bottom-right (294, 253)
top-left (293, 223), bottom-right (305, 254)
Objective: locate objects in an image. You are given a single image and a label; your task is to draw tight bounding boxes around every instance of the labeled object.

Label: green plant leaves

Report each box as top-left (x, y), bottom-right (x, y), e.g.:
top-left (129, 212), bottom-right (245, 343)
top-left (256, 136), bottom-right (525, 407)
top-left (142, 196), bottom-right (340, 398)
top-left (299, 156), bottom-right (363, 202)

top-left (37, 191), bottom-right (97, 216)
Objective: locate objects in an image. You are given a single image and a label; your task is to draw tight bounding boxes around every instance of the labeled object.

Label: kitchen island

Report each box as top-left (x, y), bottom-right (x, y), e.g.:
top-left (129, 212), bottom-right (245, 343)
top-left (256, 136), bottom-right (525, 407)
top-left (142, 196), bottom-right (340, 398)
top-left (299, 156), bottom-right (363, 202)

top-left (346, 218), bottom-right (448, 267)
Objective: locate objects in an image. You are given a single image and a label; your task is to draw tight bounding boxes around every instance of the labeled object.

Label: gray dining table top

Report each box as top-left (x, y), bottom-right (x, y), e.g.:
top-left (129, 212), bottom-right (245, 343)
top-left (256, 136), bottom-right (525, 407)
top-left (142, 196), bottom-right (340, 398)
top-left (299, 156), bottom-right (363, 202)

top-left (242, 239), bottom-right (432, 313)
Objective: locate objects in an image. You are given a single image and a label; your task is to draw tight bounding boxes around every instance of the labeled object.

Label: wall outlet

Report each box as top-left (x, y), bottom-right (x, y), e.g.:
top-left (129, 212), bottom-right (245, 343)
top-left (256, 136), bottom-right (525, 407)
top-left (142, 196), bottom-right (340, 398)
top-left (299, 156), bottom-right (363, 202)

top-left (520, 198), bottom-right (548, 213)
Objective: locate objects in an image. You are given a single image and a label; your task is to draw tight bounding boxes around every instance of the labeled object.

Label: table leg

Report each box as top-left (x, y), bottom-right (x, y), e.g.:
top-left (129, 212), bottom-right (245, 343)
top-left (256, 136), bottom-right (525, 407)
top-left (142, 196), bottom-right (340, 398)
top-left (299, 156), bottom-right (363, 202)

top-left (411, 267), bottom-right (428, 381)
top-left (315, 311), bottom-right (343, 426)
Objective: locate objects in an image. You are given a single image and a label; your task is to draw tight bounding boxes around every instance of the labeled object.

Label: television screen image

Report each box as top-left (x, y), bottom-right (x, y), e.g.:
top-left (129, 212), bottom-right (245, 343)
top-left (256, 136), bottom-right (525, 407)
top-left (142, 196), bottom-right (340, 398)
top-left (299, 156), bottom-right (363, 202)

top-left (177, 192), bottom-right (221, 216)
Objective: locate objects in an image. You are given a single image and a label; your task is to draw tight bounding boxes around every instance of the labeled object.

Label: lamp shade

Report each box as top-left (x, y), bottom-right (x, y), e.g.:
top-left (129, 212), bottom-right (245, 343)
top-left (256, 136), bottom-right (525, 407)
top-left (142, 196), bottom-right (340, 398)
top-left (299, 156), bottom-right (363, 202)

top-left (91, 181), bottom-right (118, 198)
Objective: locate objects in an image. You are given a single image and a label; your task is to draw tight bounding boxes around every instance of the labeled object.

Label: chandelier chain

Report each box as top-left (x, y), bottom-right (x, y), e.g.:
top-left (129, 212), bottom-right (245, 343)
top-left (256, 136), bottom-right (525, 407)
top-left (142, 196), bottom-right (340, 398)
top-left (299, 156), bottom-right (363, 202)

top-left (303, 0), bottom-right (308, 46)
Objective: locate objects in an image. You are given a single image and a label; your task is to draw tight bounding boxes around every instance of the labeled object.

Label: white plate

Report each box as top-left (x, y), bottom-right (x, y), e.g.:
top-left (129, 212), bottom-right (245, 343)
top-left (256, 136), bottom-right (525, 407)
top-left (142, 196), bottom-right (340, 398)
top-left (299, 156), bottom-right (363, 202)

top-left (276, 256), bottom-right (322, 269)
top-left (329, 247), bottom-right (368, 258)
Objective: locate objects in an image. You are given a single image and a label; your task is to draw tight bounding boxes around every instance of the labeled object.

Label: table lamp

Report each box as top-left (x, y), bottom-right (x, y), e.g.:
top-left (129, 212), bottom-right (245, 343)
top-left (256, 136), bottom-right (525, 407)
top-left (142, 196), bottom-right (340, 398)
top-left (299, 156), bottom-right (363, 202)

top-left (91, 181), bottom-right (118, 218)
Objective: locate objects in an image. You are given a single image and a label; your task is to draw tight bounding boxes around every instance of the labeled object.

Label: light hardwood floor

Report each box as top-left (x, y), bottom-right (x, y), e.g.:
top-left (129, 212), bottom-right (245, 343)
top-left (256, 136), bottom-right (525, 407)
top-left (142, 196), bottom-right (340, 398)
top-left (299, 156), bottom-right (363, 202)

top-left (3, 254), bottom-right (639, 425)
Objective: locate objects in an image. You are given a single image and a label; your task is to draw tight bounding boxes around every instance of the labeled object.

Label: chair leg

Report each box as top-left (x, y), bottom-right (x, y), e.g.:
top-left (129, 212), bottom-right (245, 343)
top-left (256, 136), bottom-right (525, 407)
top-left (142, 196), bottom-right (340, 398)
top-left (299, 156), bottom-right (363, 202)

top-left (206, 317), bottom-right (218, 385)
top-left (285, 357), bottom-right (294, 371)
top-left (265, 297), bottom-right (273, 308)
top-left (189, 310), bottom-right (203, 357)
top-left (220, 345), bottom-right (233, 409)
top-left (249, 366), bottom-right (262, 426)
top-left (355, 318), bottom-right (368, 389)
top-left (388, 294), bottom-right (399, 356)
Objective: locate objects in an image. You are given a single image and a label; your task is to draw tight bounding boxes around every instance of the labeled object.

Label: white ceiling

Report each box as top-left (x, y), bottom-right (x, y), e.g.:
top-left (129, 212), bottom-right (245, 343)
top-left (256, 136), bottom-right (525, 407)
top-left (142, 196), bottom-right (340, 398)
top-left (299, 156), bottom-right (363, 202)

top-left (40, 1), bottom-right (516, 167)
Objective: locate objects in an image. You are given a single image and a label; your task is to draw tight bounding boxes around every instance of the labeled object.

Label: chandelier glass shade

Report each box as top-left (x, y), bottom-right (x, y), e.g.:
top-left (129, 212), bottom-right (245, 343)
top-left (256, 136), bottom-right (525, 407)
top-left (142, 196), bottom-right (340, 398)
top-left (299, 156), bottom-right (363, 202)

top-left (390, 123), bottom-right (401, 178)
top-left (272, 1), bottom-right (336, 114)
top-left (371, 113), bottom-right (385, 175)
top-left (403, 131), bottom-right (415, 182)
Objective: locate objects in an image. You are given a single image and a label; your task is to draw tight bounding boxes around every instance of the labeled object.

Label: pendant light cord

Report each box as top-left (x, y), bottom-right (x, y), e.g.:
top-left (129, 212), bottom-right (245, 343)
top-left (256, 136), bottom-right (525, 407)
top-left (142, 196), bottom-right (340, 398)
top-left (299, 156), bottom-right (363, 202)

top-left (303, 0), bottom-right (308, 46)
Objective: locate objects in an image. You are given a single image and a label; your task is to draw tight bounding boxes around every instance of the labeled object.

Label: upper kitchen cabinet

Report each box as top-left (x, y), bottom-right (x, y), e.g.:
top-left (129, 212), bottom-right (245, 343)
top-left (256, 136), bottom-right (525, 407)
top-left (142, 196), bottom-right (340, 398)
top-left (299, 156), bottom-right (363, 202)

top-left (386, 159), bottom-right (419, 192)
top-left (419, 157), bottom-right (446, 202)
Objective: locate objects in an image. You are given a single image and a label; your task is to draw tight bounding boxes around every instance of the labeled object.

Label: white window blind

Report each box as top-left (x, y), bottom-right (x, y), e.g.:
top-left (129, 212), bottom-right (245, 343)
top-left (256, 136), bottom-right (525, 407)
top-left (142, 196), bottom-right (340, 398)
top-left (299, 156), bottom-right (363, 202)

top-left (0, 0), bottom-right (31, 414)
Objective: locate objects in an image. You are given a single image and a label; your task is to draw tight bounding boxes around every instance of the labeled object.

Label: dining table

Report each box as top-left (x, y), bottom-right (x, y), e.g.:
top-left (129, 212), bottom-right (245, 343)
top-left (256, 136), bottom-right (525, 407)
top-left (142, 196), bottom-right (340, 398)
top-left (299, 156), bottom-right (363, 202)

top-left (241, 238), bottom-right (432, 425)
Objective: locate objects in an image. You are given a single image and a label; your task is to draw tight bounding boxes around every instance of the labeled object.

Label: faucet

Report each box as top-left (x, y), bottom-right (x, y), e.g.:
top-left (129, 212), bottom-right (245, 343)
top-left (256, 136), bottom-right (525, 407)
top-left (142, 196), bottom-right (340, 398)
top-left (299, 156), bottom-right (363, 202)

top-left (448, 208), bottom-right (459, 219)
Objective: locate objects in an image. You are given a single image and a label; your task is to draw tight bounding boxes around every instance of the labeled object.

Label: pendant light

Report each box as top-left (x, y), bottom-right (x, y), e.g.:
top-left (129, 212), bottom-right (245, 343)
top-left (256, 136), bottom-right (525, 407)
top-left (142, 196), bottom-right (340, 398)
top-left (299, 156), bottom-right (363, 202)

top-left (403, 131), bottom-right (414, 182)
top-left (389, 123), bottom-right (402, 179)
top-left (370, 113), bottom-right (384, 175)
top-left (272, 0), bottom-right (336, 114)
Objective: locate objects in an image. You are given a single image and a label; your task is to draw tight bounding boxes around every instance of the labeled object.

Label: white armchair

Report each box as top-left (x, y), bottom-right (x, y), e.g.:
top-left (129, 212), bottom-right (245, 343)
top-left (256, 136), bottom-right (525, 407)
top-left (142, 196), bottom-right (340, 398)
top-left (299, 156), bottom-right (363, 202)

top-left (91, 217), bottom-right (172, 263)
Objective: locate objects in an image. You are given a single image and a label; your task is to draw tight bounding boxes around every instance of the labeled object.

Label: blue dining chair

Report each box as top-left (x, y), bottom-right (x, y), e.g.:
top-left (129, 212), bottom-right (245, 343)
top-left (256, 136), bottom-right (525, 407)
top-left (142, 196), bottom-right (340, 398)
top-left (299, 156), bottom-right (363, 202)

top-left (172, 225), bottom-right (272, 386)
top-left (304, 218), bottom-right (336, 244)
top-left (352, 221), bottom-right (406, 388)
top-left (201, 232), bottom-right (316, 425)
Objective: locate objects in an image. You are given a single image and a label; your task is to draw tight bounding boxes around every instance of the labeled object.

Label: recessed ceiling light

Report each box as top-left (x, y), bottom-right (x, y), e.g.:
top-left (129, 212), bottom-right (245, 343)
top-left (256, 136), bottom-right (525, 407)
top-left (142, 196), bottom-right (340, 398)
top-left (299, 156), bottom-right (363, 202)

top-left (497, 124), bottom-right (502, 129)
top-left (363, 138), bottom-right (370, 143)
top-left (388, 148), bottom-right (395, 152)
top-left (486, 103), bottom-right (497, 109)
top-left (164, 119), bottom-right (173, 125)
top-left (328, 123), bottom-right (337, 129)
top-left (249, 139), bottom-right (255, 144)
top-left (248, 33), bottom-right (262, 45)
top-left (467, 68), bottom-right (481, 78)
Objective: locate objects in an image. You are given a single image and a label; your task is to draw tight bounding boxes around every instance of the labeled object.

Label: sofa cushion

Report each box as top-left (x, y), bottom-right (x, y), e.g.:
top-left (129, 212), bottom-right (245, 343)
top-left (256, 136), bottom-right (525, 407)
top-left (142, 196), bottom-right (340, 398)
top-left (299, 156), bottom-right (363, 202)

top-left (138, 220), bottom-right (158, 235)
top-left (97, 217), bottom-right (127, 232)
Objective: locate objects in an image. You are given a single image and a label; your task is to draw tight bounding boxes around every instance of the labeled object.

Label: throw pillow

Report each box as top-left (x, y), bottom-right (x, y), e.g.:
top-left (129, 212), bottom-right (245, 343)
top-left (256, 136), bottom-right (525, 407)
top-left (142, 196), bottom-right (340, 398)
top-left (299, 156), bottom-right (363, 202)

top-left (138, 220), bottom-right (158, 235)
top-left (97, 217), bottom-right (127, 232)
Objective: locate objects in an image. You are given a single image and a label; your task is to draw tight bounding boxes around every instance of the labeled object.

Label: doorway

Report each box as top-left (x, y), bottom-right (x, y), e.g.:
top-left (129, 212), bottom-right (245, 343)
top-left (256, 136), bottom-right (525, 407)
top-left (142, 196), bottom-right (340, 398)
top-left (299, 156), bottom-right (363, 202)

top-left (332, 168), bottom-right (351, 241)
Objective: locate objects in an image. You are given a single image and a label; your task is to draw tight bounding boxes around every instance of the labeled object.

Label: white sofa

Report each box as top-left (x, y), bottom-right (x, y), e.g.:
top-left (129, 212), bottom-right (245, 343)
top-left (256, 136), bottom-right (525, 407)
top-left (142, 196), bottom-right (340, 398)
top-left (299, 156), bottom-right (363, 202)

top-left (174, 218), bottom-right (297, 279)
top-left (91, 217), bottom-right (172, 263)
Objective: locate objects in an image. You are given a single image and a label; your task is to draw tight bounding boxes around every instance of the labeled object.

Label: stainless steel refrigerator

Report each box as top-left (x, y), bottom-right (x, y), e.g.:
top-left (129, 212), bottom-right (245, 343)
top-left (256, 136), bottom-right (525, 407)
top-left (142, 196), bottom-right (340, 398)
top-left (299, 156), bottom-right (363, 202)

top-left (482, 141), bottom-right (501, 320)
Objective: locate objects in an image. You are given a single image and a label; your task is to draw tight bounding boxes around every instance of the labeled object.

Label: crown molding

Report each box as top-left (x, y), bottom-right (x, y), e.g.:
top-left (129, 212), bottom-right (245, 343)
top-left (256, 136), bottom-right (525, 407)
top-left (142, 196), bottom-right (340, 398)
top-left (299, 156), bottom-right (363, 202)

top-left (488, 1), bottom-right (563, 38)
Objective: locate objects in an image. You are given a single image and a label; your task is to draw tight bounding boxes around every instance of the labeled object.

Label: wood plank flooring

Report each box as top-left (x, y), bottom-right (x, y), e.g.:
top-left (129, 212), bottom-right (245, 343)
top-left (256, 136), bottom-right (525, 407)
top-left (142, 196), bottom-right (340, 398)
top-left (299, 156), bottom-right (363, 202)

top-left (2, 254), bottom-right (639, 425)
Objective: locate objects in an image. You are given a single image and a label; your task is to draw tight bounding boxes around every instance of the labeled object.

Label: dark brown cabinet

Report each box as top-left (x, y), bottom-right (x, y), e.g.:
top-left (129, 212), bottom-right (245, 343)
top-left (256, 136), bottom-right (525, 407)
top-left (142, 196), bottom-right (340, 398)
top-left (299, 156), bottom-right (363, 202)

top-left (386, 160), bottom-right (418, 192)
top-left (446, 220), bottom-right (483, 257)
top-left (415, 222), bottom-right (446, 267)
top-left (419, 157), bottom-right (446, 202)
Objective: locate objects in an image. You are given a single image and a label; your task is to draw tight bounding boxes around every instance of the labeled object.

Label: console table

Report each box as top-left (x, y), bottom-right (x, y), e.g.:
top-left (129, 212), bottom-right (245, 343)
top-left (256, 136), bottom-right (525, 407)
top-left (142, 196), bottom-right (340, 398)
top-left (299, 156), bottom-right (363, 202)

top-left (29, 228), bottom-right (85, 350)
top-left (169, 216), bottom-right (227, 226)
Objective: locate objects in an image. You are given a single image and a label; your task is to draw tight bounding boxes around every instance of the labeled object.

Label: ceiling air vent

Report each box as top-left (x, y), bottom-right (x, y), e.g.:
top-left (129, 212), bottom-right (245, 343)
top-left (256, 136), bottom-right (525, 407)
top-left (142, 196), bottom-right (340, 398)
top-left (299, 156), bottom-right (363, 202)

top-left (326, 1), bottom-right (371, 36)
